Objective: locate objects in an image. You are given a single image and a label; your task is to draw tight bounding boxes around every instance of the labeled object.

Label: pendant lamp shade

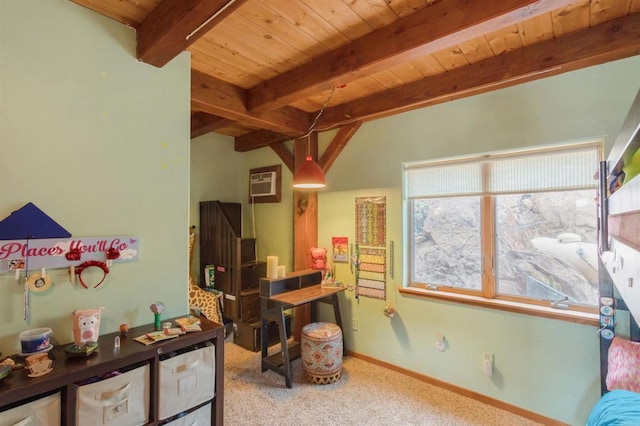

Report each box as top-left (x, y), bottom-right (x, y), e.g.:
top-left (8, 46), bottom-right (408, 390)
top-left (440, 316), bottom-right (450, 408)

top-left (293, 155), bottom-right (326, 189)
top-left (293, 88), bottom-right (337, 189)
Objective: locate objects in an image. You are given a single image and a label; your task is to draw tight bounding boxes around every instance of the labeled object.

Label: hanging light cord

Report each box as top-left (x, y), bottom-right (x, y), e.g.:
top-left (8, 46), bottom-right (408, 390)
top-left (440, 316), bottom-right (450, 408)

top-left (302, 87), bottom-right (337, 139)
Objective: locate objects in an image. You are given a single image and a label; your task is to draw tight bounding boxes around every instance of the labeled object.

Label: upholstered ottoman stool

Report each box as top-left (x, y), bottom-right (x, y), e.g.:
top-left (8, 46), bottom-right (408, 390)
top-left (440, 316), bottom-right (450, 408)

top-left (301, 322), bottom-right (343, 384)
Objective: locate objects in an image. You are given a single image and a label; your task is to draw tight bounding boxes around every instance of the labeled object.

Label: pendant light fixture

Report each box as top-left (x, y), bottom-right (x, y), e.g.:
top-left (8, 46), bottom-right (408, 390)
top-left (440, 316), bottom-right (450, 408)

top-left (293, 134), bottom-right (327, 189)
top-left (293, 88), bottom-right (336, 189)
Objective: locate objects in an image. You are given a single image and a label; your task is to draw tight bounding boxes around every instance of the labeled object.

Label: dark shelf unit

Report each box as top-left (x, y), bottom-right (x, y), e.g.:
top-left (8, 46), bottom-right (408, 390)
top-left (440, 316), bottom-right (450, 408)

top-left (199, 201), bottom-right (268, 350)
top-left (0, 316), bottom-right (225, 425)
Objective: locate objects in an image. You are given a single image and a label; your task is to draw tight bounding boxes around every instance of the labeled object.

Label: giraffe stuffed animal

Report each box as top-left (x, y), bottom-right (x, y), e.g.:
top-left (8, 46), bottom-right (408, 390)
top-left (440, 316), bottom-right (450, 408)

top-left (188, 276), bottom-right (222, 324)
top-left (188, 228), bottom-right (222, 324)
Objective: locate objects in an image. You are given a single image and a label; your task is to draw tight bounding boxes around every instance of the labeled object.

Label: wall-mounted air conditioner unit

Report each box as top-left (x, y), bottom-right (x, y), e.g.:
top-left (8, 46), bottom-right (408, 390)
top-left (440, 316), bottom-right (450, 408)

top-left (250, 171), bottom-right (277, 197)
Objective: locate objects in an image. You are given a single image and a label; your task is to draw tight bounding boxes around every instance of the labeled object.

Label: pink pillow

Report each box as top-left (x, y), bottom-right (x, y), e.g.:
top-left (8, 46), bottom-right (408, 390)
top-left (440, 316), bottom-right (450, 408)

top-left (606, 337), bottom-right (640, 392)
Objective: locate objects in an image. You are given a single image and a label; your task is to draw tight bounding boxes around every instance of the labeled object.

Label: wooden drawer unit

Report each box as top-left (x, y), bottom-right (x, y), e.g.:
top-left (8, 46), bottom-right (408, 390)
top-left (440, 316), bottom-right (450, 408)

top-left (0, 316), bottom-right (224, 425)
top-left (216, 262), bottom-right (266, 322)
top-left (240, 291), bottom-right (260, 323)
top-left (240, 261), bottom-right (265, 291)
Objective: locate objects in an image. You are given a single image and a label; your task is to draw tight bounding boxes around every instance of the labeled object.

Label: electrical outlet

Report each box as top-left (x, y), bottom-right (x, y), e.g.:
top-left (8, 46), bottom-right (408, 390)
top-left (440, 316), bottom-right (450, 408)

top-left (435, 334), bottom-right (446, 351)
top-left (352, 318), bottom-right (359, 331)
top-left (483, 352), bottom-right (494, 377)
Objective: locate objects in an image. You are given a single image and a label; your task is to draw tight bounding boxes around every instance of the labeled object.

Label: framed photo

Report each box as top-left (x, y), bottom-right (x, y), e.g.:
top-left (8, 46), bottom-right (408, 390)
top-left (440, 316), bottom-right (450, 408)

top-left (249, 165), bottom-right (281, 203)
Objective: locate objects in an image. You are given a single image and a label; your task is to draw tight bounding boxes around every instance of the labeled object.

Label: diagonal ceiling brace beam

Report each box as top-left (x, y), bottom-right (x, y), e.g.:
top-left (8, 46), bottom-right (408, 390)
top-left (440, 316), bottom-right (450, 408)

top-left (319, 121), bottom-right (362, 173)
top-left (191, 112), bottom-right (236, 139)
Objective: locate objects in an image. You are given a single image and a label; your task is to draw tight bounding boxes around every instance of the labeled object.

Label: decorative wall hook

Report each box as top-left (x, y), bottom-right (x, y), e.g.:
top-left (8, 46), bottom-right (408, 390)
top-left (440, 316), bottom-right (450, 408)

top-left (383, 304), bottom-right (396, 318)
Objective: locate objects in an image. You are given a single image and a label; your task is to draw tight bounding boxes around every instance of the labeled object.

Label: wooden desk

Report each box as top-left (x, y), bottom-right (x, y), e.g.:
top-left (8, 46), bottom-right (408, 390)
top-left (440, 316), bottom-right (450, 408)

top-left (260, 281), bottom-right (344, 388)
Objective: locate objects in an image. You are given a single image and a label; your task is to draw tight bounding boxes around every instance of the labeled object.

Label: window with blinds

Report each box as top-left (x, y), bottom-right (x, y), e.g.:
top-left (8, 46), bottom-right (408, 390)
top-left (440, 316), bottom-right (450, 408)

top-left (405, 142), bottom-right (601, 198)
top-left (403, 141), bottom-right (602, 312)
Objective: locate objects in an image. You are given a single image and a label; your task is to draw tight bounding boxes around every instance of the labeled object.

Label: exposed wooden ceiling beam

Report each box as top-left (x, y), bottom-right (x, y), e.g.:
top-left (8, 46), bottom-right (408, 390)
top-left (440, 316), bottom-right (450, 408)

top-left (235, 130), bottom-right (292, 152)
top-left (319, 121), bottom-right (362, 173)
top-left (318, 13), bottom-right (640, 129)
top-left (137, 0), bottom-right (247, 67)
top-left (191, 70), bottom-right (311, 135)
top-left (191, 112), bottom-right (235, 139)
top-left (246, 0), bottom-right (576, 113)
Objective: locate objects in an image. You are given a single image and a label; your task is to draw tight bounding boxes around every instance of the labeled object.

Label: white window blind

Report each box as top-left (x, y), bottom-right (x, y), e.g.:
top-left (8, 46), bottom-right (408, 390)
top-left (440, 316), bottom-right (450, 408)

top-left (405, 142), bottom-right (602, 199)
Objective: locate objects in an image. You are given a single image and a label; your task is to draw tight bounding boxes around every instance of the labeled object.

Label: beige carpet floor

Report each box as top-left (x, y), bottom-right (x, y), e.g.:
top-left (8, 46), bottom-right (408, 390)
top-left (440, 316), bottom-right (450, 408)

top-left (223, 339), bottom-right (543, 426)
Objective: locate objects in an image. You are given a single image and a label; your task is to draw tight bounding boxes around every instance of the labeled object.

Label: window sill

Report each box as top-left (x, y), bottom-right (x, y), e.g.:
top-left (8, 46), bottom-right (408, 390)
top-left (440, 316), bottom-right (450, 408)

top-left (399, 287), bottom-right (599, 326)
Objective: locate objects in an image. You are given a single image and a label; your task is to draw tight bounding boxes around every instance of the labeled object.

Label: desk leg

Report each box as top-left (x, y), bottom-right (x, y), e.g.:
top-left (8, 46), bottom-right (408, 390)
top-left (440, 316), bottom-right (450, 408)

top-left (260, 299), bottom-right (268, 372)
top-left (261, 304), bottom-right (293, 388)
top-left (277, 307), bottom-right (293, 388)
top-left (331, 294), bottom-right (346, 354)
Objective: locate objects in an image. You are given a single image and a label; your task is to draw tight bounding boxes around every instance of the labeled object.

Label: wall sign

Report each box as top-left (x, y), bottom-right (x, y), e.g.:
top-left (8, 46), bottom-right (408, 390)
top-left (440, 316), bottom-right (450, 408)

top-left (0, 236), bottom-right (140, 273)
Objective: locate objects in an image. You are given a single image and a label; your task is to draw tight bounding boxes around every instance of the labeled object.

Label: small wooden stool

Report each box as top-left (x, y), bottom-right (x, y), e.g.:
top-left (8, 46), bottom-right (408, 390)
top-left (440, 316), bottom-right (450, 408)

top-left (301, 322), bottom-right (343, 384)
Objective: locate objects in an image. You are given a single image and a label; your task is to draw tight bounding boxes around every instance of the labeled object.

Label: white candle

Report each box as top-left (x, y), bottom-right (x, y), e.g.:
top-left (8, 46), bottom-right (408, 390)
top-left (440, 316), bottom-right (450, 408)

top-left (277, 265), bottom-right (286, 278)
top-left (266, 256), bottom-right (278, 279)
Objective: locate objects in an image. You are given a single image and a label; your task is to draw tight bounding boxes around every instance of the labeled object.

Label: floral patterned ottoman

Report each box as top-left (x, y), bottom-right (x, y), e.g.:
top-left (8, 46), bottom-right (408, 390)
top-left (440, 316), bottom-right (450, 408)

top-left (301, 322), bottom-right (343, 384)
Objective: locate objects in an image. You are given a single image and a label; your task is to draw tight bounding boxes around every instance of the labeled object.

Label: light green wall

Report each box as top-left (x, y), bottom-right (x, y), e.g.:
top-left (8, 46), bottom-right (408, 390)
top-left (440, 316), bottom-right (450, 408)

top-left (191, 56), bottom-right (640, 425)
top-left (189, 133), bottom-right (243, 282)
top-left (314, 58), bottom-right (640, 425)
top-left (318, 187), bottom-right (598, 424)
top-left (0, 0), bottom-right (191, 353)
top-left (188, 138), bottom-right (296, 278)
top-left (241, 148), bottom-right (296, 271)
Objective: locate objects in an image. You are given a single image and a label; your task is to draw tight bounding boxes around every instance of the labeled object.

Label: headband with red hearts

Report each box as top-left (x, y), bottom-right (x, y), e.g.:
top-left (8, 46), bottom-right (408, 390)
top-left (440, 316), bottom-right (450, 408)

top-left (75, 260), bottom-right (110, 289)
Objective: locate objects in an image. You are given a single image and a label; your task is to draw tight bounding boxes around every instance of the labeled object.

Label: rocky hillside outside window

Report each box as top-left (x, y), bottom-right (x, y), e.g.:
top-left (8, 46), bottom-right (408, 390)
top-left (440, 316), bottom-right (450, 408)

top-left (404, 141), bottom-right (602, 313)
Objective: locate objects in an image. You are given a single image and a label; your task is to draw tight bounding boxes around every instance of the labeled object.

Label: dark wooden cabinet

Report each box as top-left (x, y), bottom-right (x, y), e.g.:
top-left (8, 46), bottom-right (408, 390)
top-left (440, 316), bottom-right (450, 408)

top-left (212, 261), bottom-right (265, 322)
top-left (199, 201), bottom-right (266, 339)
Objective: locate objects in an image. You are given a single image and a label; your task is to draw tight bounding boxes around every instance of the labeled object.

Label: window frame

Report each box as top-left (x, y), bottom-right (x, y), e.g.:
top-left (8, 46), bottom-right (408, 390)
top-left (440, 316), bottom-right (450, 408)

top-left (402, 142), bottom-right (602, 325)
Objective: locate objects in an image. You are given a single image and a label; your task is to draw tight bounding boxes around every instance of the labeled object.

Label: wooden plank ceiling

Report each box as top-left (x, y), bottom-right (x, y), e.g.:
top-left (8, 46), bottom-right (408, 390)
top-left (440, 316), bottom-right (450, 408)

top-left (72, 0), bottom-right (640, 159)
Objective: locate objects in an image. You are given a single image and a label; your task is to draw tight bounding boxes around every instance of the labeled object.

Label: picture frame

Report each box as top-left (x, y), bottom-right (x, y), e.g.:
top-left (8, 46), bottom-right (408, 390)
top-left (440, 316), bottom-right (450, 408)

top-left (249, 165), bottom-right (281, 203)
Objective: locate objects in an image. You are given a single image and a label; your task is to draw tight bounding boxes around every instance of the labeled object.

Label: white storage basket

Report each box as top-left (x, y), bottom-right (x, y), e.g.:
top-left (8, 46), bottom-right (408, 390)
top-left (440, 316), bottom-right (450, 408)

top-left (0, 392), bottom-right (61, 426)
top-left (163, 403), bottom-right (212, 425)
top-left (158, 344), bottom-right (215, 420)
top-left (75, 364), bottom-right (149, 426)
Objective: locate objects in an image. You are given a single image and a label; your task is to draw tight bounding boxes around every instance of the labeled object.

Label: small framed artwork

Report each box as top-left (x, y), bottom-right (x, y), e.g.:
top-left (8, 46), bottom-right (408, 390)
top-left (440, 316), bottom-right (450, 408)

top-left (249, 165), bottom-right (281, 203)
top-left (332, 236), bottom-right (348, 263)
